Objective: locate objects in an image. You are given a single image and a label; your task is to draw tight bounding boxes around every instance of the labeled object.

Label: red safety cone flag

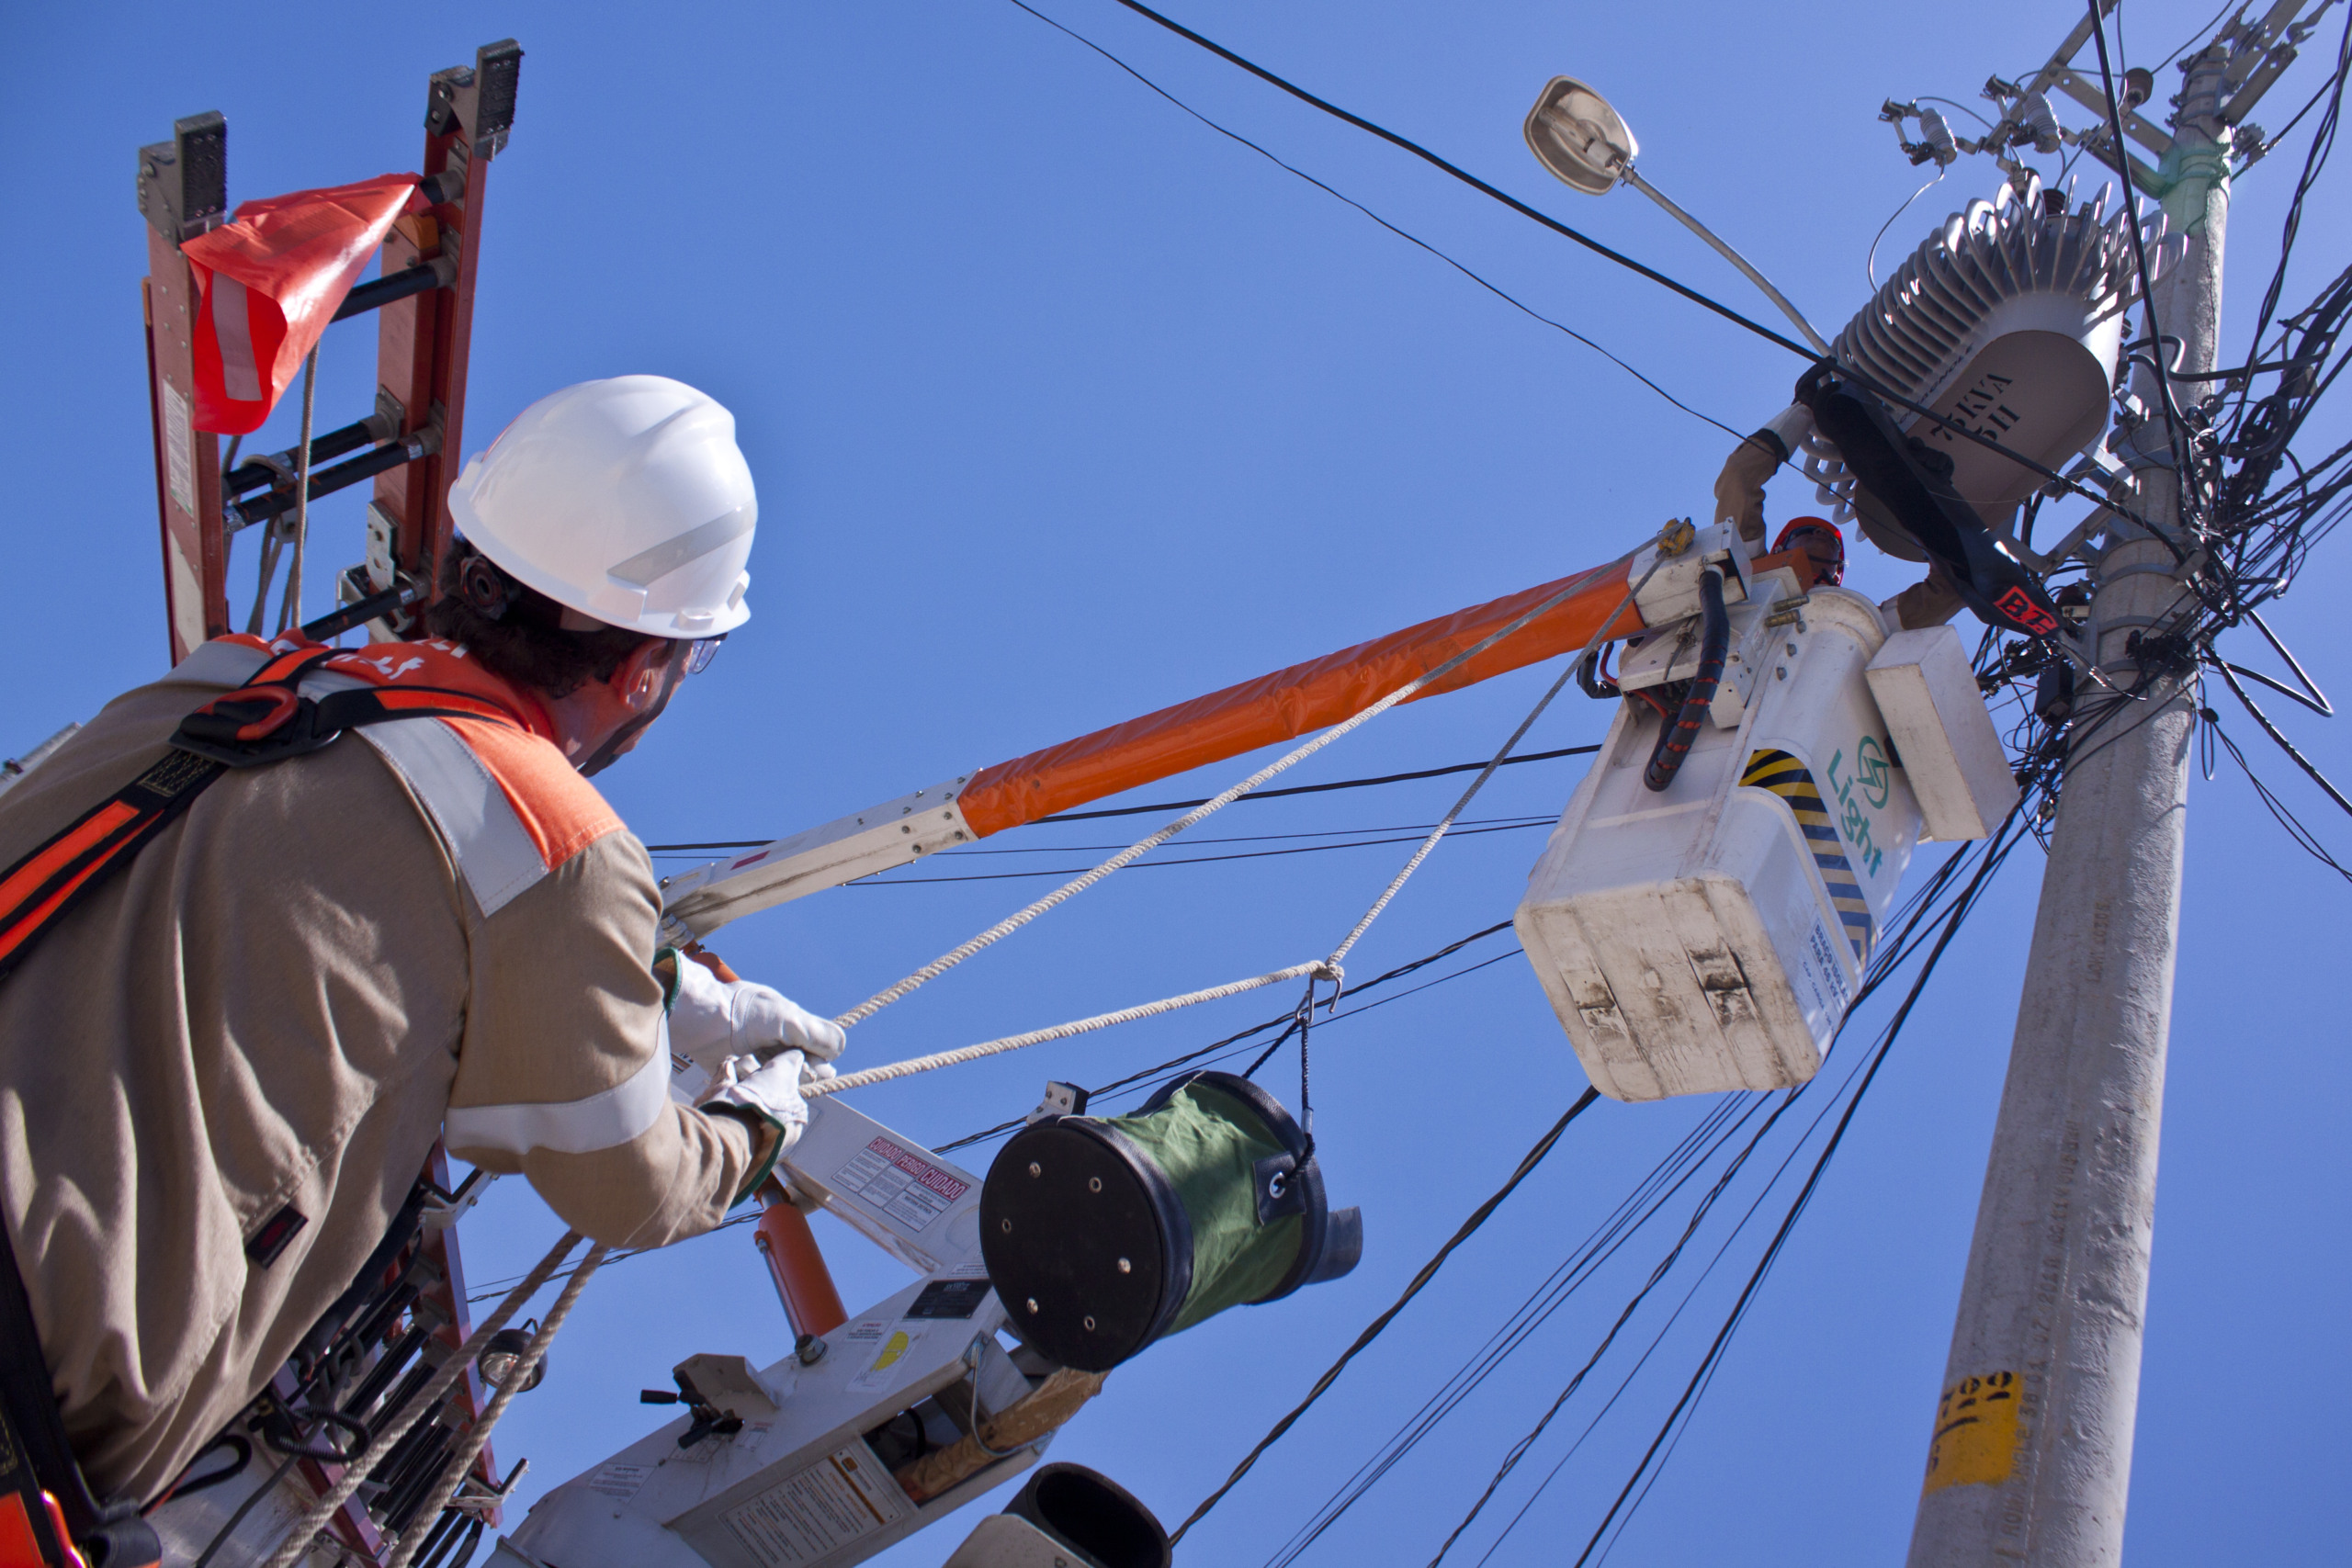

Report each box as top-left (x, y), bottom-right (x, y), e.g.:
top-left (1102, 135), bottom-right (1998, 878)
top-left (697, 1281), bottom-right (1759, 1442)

top-left (182, 172), bottom-right (425, 434)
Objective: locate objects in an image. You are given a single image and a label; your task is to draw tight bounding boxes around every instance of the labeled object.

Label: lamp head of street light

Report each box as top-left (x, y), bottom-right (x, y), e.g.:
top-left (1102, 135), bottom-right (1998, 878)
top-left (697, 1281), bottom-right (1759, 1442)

top-left (1524, 76), bottom-right (1637, 195)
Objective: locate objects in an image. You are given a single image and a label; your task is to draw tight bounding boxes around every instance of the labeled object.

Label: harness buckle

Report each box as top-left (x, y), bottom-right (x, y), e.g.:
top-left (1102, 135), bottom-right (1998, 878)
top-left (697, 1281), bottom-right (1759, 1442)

top-left (171, 684), bottom-right (342, 768)
top-left (180, 686), bottom-right (301, 744)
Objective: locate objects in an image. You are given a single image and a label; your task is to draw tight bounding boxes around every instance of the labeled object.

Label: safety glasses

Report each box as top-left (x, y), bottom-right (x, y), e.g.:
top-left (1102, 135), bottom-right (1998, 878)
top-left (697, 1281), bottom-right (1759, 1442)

top-left (684, 634), bottom-right (727, 677)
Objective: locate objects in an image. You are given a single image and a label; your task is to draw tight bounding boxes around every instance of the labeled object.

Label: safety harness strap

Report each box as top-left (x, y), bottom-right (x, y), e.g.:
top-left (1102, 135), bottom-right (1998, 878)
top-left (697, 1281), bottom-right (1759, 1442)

top-left (0, 648), bottom-right (535, 1560)
top-left (0, 652), bottom-right (522, 987)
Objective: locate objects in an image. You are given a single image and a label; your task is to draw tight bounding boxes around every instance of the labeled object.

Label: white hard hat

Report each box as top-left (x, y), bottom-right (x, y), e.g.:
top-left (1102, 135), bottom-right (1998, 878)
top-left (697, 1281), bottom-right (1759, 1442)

top-left (447, 375), bottom-right (756, 637)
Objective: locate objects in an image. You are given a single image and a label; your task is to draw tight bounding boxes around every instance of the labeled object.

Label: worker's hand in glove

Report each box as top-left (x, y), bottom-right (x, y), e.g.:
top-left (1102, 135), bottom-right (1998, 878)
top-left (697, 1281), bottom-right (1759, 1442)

top-left (1713, 403), bottom-right (1815, 548)
top-left (702, 1049), bottom-right (815, 1156)
top-left (666, 950), bottom-right (846, 1075)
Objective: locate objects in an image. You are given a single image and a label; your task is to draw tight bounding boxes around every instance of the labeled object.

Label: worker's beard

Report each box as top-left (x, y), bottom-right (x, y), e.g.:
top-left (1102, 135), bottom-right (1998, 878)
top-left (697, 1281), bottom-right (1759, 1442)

top-left (577, 640), bottom-right (690, 778)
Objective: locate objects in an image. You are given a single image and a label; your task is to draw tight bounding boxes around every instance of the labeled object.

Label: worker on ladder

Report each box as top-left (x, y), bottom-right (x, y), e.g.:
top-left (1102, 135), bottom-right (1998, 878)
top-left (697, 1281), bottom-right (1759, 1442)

top-left (0, 377), bottom-right (840, 1564)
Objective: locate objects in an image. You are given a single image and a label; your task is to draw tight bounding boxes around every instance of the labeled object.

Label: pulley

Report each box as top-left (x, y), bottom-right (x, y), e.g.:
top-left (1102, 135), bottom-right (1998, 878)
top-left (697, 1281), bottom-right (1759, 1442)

top-left (979, 1072), bottom-right (1362, 1372)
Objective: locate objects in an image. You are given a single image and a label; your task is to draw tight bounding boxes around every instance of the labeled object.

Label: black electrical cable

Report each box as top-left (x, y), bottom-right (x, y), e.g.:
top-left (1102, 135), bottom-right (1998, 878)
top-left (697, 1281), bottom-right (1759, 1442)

top-left (1422, 1091), bottom-right (1800, 1564)
top-left (922, 815), bottom-right (1551, 855)
top-left (640, 747), bottom-right (1599, 852)
top-left (2206, 712), bottom-right (2352, 884)
top-left (1040, 747), bottom-right (1600, 821)
top-left (2249, 47), bottom-right (2348, 162)
top-left (999, 0), bottom-right (1747, 439)
top-left (845, 817), bottom-right (1548, 885)
top-left (1467, 1072), bottom-right (1877, 1568)
top-left (1261, 1095), bottom-right (1770, 1568)
top-left (2233, 7), bottom-right (2350, 424)
top-left (1168, 1086), bottom-right (1606, 1545)
top-left (2088, 0), bottom-right (2199, 514)
top-left (2153, 0), bottom-right (2241, 73)
top-left (937, 917), bottom-right (1522, 1152)
top-left (1552, 808), bottom-right (2027, 1567)
top-left (1091, 0), bottom-right (1817, 360)
top-left (2212, 660), bottom-right (2352, 818)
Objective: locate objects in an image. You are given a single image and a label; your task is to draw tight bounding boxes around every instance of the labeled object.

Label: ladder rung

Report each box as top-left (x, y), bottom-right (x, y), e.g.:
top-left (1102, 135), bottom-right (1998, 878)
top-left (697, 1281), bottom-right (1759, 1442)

top-left (333, 258), bottom-right (449, 322)
top-left (224, 430), bottom-right (440, 534)
top-left (224, 415), bottom-right (387, 497)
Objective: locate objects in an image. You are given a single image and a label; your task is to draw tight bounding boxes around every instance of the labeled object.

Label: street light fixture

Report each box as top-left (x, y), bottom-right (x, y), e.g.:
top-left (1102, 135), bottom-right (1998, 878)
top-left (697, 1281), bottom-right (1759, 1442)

top-left (1524, 76), bottom-right (1831, 354)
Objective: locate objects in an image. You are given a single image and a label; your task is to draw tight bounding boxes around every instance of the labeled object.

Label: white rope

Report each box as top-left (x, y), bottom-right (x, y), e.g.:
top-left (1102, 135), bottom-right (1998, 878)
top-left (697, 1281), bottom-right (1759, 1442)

top-left (379, 1244), bottom-right (611, 1568)
top-left (810, 962), bottom-right (1329, 1095)
top-left (1323, 556), bottom-right (1667, 969)
top-left (260, 1231), bottom-right (585, 1568)
top-left (832, 553), bottom-right (1637, 1030)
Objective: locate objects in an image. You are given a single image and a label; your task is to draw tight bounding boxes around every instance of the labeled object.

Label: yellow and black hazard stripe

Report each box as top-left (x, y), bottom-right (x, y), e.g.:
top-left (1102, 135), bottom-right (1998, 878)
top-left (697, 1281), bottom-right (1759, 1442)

top-left (1741, 748), bottom-right (1873, 964)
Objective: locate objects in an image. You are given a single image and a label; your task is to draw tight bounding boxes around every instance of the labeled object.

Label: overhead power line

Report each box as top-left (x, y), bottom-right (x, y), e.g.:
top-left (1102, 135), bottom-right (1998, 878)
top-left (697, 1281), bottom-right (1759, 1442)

top-left (938, 916), bottom-right (1526, 1152)
top-left (997, 0), bottom-right (1744, 435)
top-left (1038, 746), bottom-right (1600, 821)
top-left (1170, 1085), bottom-right (1607, 1545)
top-left (1095, 0), bottom-right (1818, 359)
top-left (848, 817), bottom-right (1549, 886)
top-left (641, 745), bottom-right (1599, 853)
top-left (1559, 807), bottom-right (2029, 1565)
top-left (471, 917), bottom-right (1540, 1301)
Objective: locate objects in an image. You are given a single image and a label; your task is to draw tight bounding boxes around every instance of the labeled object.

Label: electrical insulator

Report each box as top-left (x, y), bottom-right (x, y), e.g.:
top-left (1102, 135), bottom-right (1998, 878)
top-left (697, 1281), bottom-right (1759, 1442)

top-left (1914, 106), bottom-right (1960, 167)
top-left (2018, 92), bottom-right (2064, 153)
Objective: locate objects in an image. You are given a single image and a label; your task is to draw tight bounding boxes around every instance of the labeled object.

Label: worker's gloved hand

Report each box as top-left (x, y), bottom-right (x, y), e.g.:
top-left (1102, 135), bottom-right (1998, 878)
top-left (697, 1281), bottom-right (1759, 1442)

top-left (704, 1050), bottom-right (812, 1154)
top-left (1713, 403), bottom-right (1817, 549)
top-left (667, 951), bottom-right (847, 1073)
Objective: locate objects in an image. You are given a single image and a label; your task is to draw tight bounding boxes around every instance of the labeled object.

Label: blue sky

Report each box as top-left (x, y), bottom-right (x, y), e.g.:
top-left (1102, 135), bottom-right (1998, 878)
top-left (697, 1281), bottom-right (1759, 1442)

top-left (6, 3), bottom-right (2347, 1563)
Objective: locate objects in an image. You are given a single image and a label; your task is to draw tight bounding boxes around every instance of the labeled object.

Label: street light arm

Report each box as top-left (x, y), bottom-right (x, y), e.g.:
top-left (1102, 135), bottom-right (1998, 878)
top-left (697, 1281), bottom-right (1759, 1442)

top-left (1619, 166), bottom-right (1832, 355)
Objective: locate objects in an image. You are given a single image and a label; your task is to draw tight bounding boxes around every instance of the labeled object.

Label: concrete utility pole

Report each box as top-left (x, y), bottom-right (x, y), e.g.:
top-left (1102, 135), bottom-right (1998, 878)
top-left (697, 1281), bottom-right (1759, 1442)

top-left (1905, 41), bottom-right (2236, 1568)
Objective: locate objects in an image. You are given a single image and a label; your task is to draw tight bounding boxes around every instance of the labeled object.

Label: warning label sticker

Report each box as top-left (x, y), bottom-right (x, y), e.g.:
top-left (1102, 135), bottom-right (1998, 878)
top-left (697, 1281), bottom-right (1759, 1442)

top-left (849, 1325), bottom-right (931, 1394)
top-left (1921, 1371), bottom-right (2022, 1495)
top-left (834, 1136), bottom-right (968, 1232)
top-left (721, 1444), bottom-right (910, 1566)
top-left (584, 1462), bottom-right (650, 1501)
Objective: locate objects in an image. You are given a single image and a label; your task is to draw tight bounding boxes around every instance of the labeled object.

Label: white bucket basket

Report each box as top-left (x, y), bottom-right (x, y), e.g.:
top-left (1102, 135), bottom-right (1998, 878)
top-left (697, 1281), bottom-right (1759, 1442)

top-left (1516, 583), bottom-right (1993, 1101)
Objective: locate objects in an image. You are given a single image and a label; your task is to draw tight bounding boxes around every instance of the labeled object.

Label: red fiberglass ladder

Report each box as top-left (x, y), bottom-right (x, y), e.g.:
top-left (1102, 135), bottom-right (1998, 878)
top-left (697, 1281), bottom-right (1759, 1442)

top-left (137, 39), bottom-right (520, 665)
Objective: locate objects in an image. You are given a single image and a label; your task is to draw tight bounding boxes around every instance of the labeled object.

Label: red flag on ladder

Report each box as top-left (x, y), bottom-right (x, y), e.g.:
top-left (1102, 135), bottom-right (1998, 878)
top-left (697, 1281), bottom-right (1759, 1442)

top-left (182, 172), bottom-right (424, 434)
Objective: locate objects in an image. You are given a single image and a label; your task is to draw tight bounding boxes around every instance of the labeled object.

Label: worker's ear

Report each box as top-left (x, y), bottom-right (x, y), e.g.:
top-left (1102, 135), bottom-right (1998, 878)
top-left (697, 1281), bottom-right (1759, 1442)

top-left (614, 639), bottom-right (675, 707)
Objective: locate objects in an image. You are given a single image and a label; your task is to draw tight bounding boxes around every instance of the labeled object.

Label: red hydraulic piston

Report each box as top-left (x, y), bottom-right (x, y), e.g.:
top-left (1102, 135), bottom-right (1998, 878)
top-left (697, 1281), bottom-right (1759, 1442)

top-left (753, 1184), bottom-right (846, 1338)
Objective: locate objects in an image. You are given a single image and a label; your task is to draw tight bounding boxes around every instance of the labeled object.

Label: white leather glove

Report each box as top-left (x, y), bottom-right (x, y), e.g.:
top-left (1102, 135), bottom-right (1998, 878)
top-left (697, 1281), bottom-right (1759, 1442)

top-left (703, 1050), bottom-right (812, 1155)
top-left (667, 953), bottom-right (846, 1075)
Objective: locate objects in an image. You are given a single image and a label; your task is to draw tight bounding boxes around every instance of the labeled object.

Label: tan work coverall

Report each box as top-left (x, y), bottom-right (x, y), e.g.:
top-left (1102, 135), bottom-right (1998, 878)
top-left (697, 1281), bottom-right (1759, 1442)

top-left (0, 640), bottom-right (762, 1504)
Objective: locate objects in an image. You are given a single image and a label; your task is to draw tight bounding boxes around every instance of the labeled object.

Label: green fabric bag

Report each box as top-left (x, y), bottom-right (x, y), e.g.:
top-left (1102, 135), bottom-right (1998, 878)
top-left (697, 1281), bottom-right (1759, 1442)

top-left (979, 1072), bottom-right (1363, 1371)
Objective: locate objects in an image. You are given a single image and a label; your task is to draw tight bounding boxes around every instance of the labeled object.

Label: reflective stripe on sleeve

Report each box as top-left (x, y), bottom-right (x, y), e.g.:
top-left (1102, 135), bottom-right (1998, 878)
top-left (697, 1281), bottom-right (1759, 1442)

top-left (443, 1046), bottom-right (672, 1157)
